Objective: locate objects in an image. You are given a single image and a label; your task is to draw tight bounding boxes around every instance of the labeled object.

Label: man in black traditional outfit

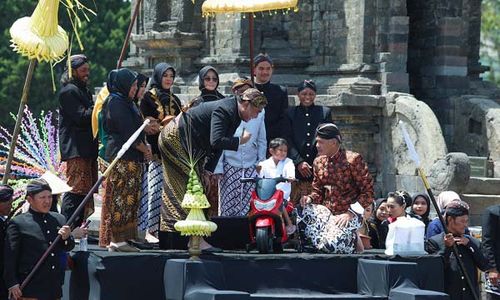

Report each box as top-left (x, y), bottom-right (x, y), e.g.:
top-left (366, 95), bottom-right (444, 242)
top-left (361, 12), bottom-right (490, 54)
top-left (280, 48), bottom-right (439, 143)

top-left (158, 88), bottom-right (267, 250)
top-left (425, 200), bottom-right (491, 300)
top-left (0, 184), bottom-right (13, 300)
top-left (287, 80), bottom-right (332, 204)
top-left (58, 54), bottom-right (98, 227)
top-left (4, 179), bottom-right (74, 300)
top-left (253, 53), bottom-right (290, 144)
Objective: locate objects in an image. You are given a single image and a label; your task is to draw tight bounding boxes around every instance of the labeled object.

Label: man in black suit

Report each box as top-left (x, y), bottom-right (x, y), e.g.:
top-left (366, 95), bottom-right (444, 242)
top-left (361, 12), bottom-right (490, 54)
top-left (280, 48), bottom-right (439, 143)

top-left (482, 204), bottom-right (500, 299)
top-left (0, 184), bottom-right (14, 300)
top-left (425, 200), bottom-right (491, 300)
top-left (4, 179), bottom-right (74, 300)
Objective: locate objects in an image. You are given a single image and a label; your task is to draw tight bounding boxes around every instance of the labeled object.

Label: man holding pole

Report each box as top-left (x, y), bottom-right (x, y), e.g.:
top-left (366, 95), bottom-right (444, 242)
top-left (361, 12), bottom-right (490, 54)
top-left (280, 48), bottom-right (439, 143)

top-left (58, 54), bottom-right (98, 227)
top-left (425, 200), bottom-right (491, 300)
top-left (4, 178), bottom-right (74, 300)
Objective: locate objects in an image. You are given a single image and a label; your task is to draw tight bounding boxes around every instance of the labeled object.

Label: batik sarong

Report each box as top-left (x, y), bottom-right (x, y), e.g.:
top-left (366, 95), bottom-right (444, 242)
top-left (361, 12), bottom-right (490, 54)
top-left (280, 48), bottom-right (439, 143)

top-left (138, 160), bottom-right (163, 235)
top-left (297, 204), bottom-right (361, 254)
top-left (158, 119), bottom-right (189, 232)
top-left (63, 157), bottom-right (98, 218)
top-left (99, 160), bottom-right (142, 246)
top-left (219, 163), bottom-right (257, 216)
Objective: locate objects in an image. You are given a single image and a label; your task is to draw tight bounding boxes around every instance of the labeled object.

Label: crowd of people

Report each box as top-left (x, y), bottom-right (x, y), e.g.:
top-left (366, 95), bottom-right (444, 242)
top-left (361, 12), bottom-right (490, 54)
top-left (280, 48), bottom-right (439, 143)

top-left (0, 52), bottom-right (498, 299)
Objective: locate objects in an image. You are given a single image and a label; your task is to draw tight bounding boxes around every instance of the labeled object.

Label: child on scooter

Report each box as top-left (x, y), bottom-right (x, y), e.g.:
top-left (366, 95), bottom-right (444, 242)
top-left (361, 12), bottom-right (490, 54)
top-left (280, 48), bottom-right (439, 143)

top-left (258, 138), bottom-right (296, 235)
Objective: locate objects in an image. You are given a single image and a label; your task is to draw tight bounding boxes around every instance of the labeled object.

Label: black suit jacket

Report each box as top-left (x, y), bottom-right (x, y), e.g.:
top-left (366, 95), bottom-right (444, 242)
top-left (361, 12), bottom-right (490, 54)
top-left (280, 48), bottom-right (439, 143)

top-left (255, 82), bottom-right (289, 144)
top-left (0, 217), bottom-right (7, 299)
top-left (58, 80), bottom-right (98, 160)
top-left (179, 97), bottom-right (241, 172)
top-left (287, 104), bottom-right (332, 180)
top-left (482, 205), bottom-right (500, 272)
top-left (4, 209), bottom-right (75, 299)
top-left (426, 232), bottom-right (489, 300)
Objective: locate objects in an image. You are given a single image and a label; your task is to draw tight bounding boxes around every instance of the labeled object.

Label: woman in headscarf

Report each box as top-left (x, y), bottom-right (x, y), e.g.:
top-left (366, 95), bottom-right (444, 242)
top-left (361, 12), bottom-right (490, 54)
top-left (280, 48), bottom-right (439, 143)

top-left (137, 63), bottom-right (179, 242)
top-left (158, 88), bottom-right (267, 250)
top-left (426, 190), bottom-right (471, 239)
top-left (187, 65), bottom-right (225, 215)
top-left (287, 80), bottom-right (332, 205)
top-left (409, 193), bottom-right (431, 230)
top-left (367, 198), bottom-right (389, 249)
top-left (98, 68), bottom-right (152, 252)
top-left (215, 78), bottom-right (267, 216)
top-left (189, 65), bottom-right (225, 107)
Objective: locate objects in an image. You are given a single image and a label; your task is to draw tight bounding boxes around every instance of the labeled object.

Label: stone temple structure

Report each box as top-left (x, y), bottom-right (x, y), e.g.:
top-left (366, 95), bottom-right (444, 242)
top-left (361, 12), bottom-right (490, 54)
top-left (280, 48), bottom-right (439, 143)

top-left (122, 0), bottom-right (500, 225)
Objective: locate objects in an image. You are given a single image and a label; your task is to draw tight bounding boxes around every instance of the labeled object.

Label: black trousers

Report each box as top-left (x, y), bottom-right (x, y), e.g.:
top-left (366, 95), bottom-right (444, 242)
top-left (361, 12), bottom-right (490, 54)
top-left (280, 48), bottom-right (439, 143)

top-left (61, 192), bottom-right (86, 228)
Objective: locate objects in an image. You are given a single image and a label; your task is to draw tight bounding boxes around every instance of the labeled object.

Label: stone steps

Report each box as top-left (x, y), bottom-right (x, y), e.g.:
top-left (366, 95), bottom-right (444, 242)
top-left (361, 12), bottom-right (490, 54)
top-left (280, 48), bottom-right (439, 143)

top-left (464, 177), bottom-right (500, 195)
top-left (461, 194), bottom-right (500, 226)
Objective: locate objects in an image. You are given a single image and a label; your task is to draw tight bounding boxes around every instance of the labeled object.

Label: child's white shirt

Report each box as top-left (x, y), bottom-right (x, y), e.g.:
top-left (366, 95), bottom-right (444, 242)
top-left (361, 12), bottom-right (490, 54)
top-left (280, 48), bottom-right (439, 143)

top-left (258, 157), bottom-right (295, 200)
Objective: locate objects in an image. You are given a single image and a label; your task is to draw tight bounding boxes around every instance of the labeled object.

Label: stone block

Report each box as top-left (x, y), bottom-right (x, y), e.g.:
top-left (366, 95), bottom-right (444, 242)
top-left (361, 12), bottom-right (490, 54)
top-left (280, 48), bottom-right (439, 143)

top-left (465, 177), bottom-right (500, 195)
top-left (433, 56), bottom-right (467, 67)
top-left (381, 72), bottom-right (409, 87)
top-left (388, 42), bottom-right (407, 54)
top-left (435, 45), bottom-right (465, 56)
top-left (438, 17), bottom-right (463, 37)
top-left (382, 84), bottom-right (410, 94)
top-left (435, 76), bottom-right (469, 89)
top-left (427, 152), bottom-right (471, 194)
top-left (461, 194), bottom-right (500, 226)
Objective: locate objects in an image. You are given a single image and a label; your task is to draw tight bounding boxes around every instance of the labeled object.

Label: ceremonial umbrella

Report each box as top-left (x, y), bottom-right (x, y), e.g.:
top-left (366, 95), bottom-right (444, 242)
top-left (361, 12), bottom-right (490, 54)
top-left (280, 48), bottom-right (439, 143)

top-left (2, 0), bottom-right (94, 184)
top-left (201, 0), bottom-right (299, 81)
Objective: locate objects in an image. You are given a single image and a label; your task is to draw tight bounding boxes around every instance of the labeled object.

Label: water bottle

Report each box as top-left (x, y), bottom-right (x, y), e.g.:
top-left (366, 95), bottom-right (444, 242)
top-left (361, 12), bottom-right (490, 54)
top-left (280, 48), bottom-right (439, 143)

top-left (79, 234), bottom-right (88, 251)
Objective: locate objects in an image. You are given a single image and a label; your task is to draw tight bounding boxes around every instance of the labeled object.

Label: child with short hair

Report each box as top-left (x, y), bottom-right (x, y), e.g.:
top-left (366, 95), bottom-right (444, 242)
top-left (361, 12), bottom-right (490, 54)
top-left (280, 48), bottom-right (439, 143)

top-left (258, 138), bottom-right (296, 234)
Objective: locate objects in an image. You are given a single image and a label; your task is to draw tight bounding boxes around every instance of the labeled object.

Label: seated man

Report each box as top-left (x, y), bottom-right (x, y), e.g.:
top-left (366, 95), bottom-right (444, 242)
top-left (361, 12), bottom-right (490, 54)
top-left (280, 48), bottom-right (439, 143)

top-left (4, 178), bottom-right (74, 300)
top-left (425, 200), bottom-right (491, 300)
top-left (299, 123), bottom-right (374, 253)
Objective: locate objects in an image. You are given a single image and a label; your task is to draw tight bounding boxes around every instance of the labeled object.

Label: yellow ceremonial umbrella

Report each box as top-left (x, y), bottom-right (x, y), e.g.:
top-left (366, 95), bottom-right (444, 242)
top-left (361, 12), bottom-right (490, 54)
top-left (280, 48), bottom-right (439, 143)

top-left (2, 0), bottom-right (94, 184)
top-left (201, 0), bottom-right (299, 81)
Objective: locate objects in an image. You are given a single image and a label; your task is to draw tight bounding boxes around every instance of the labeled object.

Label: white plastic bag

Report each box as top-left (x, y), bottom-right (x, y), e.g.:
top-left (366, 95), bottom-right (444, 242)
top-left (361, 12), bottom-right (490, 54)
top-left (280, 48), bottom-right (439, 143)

top-left (385, 216), bottom-right (426, 255)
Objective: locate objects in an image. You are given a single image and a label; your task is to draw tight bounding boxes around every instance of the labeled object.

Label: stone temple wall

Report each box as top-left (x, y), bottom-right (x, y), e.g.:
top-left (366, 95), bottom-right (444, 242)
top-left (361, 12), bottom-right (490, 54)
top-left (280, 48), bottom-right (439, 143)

top-left (123, 0), bottom-right (500, 203)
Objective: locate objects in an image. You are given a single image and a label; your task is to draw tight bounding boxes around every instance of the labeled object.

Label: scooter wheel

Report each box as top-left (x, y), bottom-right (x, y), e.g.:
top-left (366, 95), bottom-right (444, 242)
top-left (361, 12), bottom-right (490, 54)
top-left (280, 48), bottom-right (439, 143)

top-left (256, 228), bottom-right (271, 254)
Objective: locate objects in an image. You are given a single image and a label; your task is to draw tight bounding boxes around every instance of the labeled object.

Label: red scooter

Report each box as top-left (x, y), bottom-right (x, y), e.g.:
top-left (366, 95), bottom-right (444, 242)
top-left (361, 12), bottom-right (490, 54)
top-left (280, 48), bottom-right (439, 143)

top-left (240, 177), bottom-right (292, 254)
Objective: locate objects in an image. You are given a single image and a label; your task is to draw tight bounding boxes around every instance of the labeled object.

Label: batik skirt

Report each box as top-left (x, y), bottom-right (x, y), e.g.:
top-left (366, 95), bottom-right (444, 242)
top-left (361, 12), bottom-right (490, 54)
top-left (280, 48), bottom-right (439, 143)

top-left (99, 159), bottom-right (143, 246)
top-left (219, 162), bottom-right (257, 216)
top-left (297, 204), bottom-right (361, 254)
top-left (138, 159), bottom-right (163, 236)
top-left (63, 157), bottom-right (98, 218)
top-left (158, 119), bottom-right (190, 232)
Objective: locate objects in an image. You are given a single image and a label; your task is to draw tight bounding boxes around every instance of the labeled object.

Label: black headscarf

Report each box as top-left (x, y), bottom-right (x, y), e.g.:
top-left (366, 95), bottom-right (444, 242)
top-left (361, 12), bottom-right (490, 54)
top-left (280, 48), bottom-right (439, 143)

top-left (106, 69), bottom-right (118, 93)
top-left (409, 193), bottom-right (431, 224)
top-left (0, 184), bottom-right (14, 202)
top-left (151, 62), bottom-right (175, 89)
top-left (198, 65), bottom-right (220, 91)
top-left (192, 66), bottom-right (224, 104)
top-left (26, 178), bottom-right (52, 196)
top-left (371, 198), bottom-right (388, 223)
top-left (298, 80), bottom-right (316, 93)
top-left (114, 68), bottom-right (138, 99)
top-left (134, 73), bottom-right (149, 101)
